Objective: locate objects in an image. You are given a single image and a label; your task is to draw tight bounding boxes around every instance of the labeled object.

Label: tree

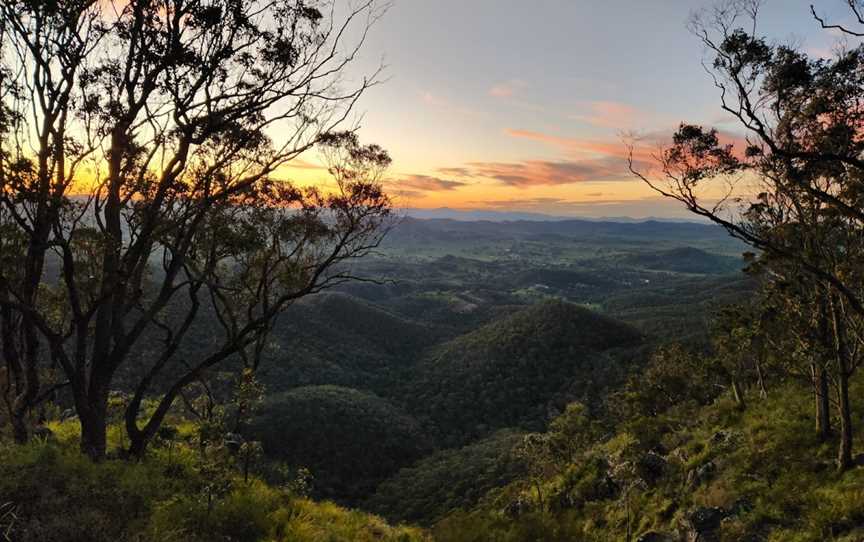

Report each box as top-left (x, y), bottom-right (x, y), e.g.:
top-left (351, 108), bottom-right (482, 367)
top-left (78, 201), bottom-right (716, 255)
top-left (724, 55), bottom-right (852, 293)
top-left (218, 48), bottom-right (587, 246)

top-left (630, 0), bottom-right (864, 470)
top-left (0, 0), bottom-right (391, 460)
top-left (612, 343), bottom-right (718, 420)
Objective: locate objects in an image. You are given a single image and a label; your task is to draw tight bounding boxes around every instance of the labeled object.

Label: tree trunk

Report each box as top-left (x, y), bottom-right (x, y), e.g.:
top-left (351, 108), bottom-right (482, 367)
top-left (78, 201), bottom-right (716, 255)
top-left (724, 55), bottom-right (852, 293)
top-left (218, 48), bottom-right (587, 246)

top-left (812, 364), bottom-right (831, 441)
top-left (829, 296), bottom-right (854, 471)
top-left (128, 435), bottom-right (147, 460)
top-left (80, 413), bottom-right (107, 461)
top-left (78, 394), bottom-right (108, 461)
top-left (837, 368), bottom-right (853, 471)
top-left (755, 357), bottom-right (767, 399)
top-left (9, 404), bottom-right (28, 444)
top-left (731, 378), bottom-right (746, 410)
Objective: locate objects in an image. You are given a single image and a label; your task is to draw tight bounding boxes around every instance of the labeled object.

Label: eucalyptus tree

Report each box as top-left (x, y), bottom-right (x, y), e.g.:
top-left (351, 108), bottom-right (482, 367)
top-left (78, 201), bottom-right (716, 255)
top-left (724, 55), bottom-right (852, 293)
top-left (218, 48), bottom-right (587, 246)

top-left (629, 0), bottom-right (864, 469)
top-left (0, 0), bottom-right (392, 460)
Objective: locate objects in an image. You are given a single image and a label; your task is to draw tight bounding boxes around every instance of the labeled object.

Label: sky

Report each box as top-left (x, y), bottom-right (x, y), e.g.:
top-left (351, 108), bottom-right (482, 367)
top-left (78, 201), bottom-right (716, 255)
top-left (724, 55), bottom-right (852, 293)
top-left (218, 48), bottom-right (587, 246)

top-left (289, 0), bottom-right (854, 219)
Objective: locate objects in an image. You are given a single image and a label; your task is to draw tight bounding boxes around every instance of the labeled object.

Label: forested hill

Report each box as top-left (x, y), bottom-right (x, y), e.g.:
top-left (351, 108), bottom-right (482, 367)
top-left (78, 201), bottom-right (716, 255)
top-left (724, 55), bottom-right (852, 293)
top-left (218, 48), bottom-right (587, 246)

top-left (403, 302), bottom-right (643, 447)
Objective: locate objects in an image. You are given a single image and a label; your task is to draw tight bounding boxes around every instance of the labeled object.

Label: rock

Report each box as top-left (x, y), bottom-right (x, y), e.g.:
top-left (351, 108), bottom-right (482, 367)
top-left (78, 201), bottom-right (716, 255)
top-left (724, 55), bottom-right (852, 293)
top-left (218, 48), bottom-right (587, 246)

top-left (503, 496), bottom-right (532, 518)
top-left (727, 498), bottom-right (754, 516)
top-left (686, 460), bottom-right (716, 488)
top-left (681, 507), bottom-right (726, 542)
top-left (637, 452), bottom-right (667, 485)
top-left (60, 408), bottom-right (77, 421)
top-left (223, 432), bottom-right (244, 453)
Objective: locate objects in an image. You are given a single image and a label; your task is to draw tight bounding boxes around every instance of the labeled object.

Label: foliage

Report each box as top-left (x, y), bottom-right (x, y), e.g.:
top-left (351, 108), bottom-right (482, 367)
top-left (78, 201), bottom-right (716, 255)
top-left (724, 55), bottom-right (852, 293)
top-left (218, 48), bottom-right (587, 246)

top-left (0, 426), bottom-right (428, 542)
top-left (247, 385), bottom-right (433, 503)
top-left (433, 380), bottom-right (864, 542)
top-left (404, 300), bottom-right (643, 446)
top-left (365, 431), bottom-right (528, 525)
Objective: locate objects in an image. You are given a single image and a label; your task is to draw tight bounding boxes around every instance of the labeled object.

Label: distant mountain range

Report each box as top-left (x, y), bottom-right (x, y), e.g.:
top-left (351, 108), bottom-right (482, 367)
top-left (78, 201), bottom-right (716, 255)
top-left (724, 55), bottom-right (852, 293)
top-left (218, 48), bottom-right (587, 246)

top-left (400, 207), bottom-right (708, 224)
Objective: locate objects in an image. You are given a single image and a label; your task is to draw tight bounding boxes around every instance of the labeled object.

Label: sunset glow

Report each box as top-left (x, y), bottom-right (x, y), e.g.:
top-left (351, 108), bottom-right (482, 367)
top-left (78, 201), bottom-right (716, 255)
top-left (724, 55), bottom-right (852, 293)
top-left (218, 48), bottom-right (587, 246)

top-left (273, 0), bottom-right (853, 219)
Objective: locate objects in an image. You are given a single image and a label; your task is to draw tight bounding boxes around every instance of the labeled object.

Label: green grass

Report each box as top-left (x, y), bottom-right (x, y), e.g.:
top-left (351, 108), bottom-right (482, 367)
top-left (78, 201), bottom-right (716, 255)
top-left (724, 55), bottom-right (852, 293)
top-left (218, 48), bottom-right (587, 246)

top-left (0, 421), bottom-right (429, 542)
top-left (431, 382), bottom-right (864, 541)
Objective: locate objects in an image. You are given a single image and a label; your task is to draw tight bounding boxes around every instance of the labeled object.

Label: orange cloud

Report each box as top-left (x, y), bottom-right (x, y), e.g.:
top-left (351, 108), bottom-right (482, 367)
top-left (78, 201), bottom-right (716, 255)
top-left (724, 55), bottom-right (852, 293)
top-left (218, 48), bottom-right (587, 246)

top-left (506, 127), bottom-right (749, 167)
top-left (394, 174), bottom-right (468, 192)
top-left (463, 158), bottom-right (627, 187)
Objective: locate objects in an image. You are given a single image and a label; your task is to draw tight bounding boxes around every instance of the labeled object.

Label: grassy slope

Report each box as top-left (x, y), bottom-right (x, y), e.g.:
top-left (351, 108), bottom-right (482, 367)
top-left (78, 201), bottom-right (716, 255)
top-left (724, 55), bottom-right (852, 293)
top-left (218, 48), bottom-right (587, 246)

top-left (0, 422), bottom-right (428, 542)
top-left (432, 381), bottom-right (864, 542)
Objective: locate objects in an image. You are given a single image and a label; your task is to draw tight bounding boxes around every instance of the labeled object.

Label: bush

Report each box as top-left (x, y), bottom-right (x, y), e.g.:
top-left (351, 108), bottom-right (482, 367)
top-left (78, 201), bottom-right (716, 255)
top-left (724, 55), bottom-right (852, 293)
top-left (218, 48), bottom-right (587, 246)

top-left (0, 426), bottom-right (428, 542)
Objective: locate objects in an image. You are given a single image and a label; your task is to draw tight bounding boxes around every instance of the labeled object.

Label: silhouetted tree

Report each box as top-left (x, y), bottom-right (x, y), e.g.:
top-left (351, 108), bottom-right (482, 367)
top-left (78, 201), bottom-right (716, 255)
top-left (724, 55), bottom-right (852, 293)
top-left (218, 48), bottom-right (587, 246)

top-left (0, 0), bottom-right (391, 460)
top-left (630, 0), bottom-right (864, 469)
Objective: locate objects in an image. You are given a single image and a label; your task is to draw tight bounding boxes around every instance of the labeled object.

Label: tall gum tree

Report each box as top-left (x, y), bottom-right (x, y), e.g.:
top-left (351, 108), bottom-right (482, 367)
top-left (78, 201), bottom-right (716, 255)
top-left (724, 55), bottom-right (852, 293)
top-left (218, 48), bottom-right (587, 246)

top-left (0, 0), bottom-right (392, 461)
top-left (629, 0), bottom-right (864, 470)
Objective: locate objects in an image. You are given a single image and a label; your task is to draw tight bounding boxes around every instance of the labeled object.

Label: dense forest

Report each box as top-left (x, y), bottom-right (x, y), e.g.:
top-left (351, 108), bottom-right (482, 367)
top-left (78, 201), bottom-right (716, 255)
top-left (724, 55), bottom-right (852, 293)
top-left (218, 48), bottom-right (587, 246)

top-left (4, 1), bottom-right (864, 541)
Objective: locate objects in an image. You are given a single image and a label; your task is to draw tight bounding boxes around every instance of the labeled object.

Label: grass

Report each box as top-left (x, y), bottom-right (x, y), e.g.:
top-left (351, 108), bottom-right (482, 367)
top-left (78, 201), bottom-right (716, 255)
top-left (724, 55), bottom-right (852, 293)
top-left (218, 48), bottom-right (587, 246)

top-left (432, 382), bottom-right (864, 541)
top-left (0, 420), bottom-right (429, 542)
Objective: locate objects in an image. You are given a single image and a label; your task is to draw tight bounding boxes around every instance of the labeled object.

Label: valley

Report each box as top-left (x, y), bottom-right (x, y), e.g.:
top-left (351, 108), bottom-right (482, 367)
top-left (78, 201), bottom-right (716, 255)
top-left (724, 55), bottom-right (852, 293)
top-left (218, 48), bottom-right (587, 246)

top-left (244, 217), bottom-right (752, 520)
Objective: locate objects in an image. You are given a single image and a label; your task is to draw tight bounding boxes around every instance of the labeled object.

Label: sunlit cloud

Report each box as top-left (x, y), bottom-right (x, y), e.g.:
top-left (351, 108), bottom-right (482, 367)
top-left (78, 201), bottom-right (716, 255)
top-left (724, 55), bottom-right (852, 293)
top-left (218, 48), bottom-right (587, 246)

top-left (394, 174), bottom-right (468, 192)
top-left (391, 188), bottom-right (427, 200)
top-left (506, 127), bottom-right (749, 165)
top-left (464, 158), bottom-right (627, 187)
top-left (421, 124), bottom-right (753, 191)
top-left (504, 128), bottom-right (652, 161)
top-left (436, 167), bottom-right (476, 178)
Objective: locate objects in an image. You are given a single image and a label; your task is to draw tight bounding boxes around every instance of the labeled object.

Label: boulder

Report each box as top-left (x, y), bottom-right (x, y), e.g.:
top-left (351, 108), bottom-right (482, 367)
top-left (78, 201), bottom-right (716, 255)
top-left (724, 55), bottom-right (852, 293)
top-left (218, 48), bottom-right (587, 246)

top-left (681, 506), bottom-right (726, 542)
top-left (637, 451), bottom-right (668, 485)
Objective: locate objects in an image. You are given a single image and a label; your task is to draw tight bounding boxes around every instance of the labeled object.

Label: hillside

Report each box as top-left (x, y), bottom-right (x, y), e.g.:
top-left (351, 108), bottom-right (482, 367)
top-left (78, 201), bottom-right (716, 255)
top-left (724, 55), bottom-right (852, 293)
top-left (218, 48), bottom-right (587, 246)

top-left (248, 385), bottom-right (433, 503)
top-left (364, 430), bottom-right (528, 525)
top-left (0, 433), bottom-right (428, 542)
top-left (402, 301), bottom-right (643, 446)
top-left (259, 293), bottom-right (444, 394)
top-left (431, 381), bottom-right (864, 542)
